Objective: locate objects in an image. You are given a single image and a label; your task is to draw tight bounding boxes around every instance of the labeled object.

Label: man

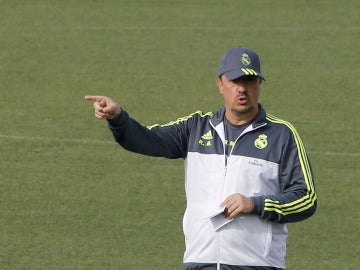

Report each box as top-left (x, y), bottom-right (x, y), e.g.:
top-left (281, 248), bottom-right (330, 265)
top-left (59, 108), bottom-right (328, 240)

top-left (85, 46), bottom-right (317, 270)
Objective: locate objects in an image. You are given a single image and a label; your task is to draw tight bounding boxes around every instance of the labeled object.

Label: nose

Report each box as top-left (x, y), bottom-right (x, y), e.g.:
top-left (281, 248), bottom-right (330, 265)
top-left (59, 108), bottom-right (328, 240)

top-left (235, 83), bottom-right (247, 93)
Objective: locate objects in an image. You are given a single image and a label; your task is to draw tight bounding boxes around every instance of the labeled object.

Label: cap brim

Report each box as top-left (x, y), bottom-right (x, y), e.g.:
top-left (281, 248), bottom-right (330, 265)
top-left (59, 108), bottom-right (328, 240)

top-left (223, 70), bottom-right (265, 81)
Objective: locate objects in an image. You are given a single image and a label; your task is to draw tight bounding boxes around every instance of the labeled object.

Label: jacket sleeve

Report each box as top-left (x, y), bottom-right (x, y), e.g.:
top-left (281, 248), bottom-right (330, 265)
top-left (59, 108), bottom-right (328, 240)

top-left (107, 109), bottom-right (190, 159)
top-left (251, 126), bottom-right (317, 223)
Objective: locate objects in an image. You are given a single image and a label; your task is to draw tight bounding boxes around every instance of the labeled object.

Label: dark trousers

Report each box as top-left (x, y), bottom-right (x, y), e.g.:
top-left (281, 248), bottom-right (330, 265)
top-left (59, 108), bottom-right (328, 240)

top-left (183, 263), bottom-right (284, 270)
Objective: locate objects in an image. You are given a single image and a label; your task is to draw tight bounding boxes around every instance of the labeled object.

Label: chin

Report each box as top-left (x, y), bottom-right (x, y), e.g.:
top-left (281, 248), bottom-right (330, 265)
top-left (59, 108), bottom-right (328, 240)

top-left (233, 106), bottom-right (252, 115)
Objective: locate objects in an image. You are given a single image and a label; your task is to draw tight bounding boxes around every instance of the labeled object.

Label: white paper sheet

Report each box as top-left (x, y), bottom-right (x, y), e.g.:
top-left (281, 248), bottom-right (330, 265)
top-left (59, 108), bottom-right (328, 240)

top-left (205, 207), bottom-right (234, 231)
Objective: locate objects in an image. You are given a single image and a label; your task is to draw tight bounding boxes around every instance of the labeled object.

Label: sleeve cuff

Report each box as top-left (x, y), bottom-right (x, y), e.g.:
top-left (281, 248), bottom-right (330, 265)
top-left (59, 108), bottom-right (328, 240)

top-left (251, 196), bottom-right (264, 216)
top-left (107, 109), bottom-right (128, 128)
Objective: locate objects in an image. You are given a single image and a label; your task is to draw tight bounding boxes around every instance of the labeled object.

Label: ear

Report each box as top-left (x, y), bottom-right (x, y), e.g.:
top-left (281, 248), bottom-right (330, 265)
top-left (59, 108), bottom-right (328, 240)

top-left (216, 77), bottom-right (224, 94)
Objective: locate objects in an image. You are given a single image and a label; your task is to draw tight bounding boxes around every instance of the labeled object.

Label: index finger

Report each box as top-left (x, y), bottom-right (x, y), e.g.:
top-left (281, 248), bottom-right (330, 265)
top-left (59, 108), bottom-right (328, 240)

top-left (84, 95), bottom-right (104, 102)
top-left (220, 196), bottom-right (231, 208)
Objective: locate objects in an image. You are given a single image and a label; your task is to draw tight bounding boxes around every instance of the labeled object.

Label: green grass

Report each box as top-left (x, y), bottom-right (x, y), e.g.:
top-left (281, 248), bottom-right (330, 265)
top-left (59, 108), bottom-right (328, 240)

top-left (0, 0), bottom-right (359, 269)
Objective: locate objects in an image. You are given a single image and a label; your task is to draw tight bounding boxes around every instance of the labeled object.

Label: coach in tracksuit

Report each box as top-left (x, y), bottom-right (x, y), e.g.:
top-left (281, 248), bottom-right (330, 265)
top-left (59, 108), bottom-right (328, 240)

top-left (85, 46), bottom-right (317, 270)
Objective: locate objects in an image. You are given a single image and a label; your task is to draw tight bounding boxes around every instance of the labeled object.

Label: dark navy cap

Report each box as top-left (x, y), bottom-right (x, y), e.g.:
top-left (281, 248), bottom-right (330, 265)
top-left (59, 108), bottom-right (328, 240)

top-left (218, 46), bottom-right (265, 80)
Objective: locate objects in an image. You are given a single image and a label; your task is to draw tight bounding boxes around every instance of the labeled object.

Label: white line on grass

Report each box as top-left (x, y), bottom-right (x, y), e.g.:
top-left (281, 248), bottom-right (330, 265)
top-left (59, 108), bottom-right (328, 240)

top-left (0, 133), bottom-right (358, 157)
top-left (71, 26), bottom-right (360, 32)
top-left (0, 134), bottom-right (114, 145)
top-left (308, 151), bottom-right (359, 157)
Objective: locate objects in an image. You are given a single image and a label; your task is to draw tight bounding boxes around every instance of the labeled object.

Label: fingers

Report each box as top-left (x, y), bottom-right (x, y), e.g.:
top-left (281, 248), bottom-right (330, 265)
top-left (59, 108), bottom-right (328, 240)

top-left (94, 106), bottom-right (108, 119)
top-left (220, 193), bottom-right (254, 219)
top-left (93, 104), bottom-right (120, 119)
top-left (84, 95), bottom-right (105, 102)
top-left (85, 95), bottom-right (122, 120)
top-left (223, 198), bottom-right (240, 219)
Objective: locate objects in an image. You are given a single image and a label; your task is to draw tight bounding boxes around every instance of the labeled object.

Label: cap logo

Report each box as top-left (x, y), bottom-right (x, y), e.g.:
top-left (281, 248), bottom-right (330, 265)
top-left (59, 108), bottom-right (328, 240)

top-left (241, 53), bottom-right (251, 65)
top-left (241, 68), bottom-right (257, 76)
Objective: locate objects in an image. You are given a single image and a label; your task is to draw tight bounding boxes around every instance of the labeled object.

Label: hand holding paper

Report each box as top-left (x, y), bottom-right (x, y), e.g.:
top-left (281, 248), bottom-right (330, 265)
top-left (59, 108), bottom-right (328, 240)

top-left (206, 207), bottom-right (233, 231)
top-left (220, 193), bottom-right (254, 219)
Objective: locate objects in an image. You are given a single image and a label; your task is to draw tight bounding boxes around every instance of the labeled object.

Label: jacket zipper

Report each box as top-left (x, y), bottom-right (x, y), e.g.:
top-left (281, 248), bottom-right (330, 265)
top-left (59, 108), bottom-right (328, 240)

top-left (224, 153), bottom-right (228, 176)
top-left (225, 122), bottom-right (267, 172)
top-left (209, 116), bottom-right (267, 269)
top-left (216, 232), bottom-right (221, 270)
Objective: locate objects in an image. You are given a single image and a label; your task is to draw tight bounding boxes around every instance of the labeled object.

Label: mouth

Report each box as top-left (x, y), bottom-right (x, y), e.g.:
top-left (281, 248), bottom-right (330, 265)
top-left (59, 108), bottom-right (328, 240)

top-left (237, 95), bottom-right (248, 105)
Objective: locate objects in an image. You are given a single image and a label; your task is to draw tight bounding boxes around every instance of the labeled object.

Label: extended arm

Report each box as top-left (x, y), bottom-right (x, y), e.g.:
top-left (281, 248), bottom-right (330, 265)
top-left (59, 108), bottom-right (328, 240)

top-left (85, 95), bottom-right (189, 159)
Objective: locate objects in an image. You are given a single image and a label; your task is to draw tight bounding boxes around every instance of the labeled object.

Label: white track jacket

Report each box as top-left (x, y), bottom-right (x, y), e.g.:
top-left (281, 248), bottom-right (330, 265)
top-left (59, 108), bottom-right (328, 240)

top-left (107, 105), bottom-right (317, 269)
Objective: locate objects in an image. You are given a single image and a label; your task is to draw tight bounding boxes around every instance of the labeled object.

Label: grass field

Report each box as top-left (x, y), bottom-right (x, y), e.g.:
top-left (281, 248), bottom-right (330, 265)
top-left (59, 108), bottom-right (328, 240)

top-left (0, 1), bottom-right (359, 269)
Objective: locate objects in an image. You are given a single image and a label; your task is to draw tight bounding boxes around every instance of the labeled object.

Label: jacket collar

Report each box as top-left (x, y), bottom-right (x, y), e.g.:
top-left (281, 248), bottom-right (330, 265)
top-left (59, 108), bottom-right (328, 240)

top-left (210, 103), bottom-right (267, 128)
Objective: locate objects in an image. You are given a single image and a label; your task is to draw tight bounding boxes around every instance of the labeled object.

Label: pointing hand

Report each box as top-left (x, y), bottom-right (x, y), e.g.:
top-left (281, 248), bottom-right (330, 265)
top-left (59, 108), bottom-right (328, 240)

top-left (84, 95), bottom-right (122, 120)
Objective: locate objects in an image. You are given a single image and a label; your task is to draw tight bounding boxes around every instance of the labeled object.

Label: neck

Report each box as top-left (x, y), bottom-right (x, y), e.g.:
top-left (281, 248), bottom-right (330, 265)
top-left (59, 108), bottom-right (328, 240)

top-left (225, 106), bottom-right (259, 125)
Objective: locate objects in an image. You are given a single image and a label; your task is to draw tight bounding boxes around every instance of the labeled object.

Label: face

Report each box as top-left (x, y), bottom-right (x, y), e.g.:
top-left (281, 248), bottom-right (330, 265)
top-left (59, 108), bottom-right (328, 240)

top-left (217, 75), bottom-right (262, 125)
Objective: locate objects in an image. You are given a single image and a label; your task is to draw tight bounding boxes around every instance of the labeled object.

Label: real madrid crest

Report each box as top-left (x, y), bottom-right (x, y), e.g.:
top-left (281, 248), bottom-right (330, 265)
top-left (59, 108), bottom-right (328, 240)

top-left (241, 53), bottom-right (251, 65)
top-left (254, 134), bottom-right (268, 149)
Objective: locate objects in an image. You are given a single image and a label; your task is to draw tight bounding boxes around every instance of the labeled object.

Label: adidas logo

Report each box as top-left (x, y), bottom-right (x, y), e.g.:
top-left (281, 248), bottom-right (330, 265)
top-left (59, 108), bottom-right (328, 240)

top-left (201, 130), bottom-right (213, 140)
top-left (241, 68), bottom-right (258, 76)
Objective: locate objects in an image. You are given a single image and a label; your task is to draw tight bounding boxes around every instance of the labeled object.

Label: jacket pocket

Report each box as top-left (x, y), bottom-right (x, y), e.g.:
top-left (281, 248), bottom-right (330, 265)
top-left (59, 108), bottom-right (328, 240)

top-left (263, 220), bottom-right (272, 257)
top-left (220, 215), bottom-right (273, 264)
